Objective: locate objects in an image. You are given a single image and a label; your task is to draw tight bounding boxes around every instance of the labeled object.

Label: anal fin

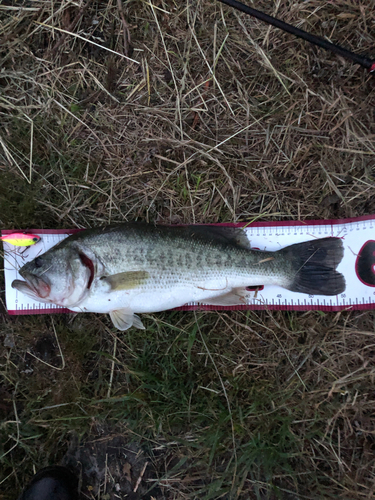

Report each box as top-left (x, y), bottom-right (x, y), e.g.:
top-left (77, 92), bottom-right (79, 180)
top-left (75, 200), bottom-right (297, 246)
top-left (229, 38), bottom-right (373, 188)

top-left (198, 287), bottom-right (250, 306)
top-left (109, 308), bottom-right (145, 331)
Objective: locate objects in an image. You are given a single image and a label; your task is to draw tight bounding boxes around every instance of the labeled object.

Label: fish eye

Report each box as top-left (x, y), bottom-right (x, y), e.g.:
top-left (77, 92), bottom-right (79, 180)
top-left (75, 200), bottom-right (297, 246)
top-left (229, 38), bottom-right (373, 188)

top-left (34, 257), bottom-right (43, 268)
top-left (32, 237), bottom-right (39, 242)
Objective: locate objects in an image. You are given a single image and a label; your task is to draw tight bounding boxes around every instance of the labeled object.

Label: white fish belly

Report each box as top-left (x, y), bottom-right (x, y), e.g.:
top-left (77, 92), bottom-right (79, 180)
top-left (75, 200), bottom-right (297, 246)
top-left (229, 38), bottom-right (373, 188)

top-left (69, 274), bottom-right (278, 314)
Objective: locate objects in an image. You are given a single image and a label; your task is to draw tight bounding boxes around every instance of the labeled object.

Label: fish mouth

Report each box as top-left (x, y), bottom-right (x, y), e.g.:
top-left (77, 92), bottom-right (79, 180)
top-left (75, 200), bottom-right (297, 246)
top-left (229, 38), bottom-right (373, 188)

top-left (12, 272), bottom-right (51, 301)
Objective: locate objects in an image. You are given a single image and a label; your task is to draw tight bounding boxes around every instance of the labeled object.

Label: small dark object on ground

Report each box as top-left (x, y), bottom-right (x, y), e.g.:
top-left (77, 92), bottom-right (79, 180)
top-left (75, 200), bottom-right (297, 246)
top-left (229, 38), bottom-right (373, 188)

top-left (17, 466), bottom-right (78, 500)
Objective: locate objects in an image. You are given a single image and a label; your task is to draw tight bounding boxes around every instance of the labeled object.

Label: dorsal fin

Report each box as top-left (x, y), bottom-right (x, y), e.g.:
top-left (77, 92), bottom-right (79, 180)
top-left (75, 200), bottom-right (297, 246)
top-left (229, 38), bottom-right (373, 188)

top-left (183, 226), bottom-right (251, 250)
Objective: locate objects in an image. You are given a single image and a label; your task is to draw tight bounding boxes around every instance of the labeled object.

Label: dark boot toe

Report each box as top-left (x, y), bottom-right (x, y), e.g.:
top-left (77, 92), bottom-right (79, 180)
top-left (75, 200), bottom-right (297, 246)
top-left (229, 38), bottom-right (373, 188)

top-left (18, 466), bottom-right (78, 500)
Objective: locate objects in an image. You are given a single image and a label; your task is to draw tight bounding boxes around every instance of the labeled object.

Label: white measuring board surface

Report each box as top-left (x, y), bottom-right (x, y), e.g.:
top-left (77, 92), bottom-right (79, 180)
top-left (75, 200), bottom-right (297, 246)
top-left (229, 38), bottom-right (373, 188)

top-left (3, 215), bottom-right (375, 315)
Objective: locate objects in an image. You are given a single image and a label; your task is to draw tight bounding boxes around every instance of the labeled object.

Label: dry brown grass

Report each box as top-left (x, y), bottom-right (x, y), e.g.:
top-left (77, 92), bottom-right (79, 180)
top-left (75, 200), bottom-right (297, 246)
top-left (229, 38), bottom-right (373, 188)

top-left (1, 0), bottom-right (375, 499)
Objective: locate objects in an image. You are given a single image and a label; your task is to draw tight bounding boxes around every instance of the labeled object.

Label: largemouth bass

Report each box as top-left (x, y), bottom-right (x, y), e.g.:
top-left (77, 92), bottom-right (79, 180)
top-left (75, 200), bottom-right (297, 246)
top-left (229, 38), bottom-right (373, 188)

top-left (11, 224), bottom-right (345, 330)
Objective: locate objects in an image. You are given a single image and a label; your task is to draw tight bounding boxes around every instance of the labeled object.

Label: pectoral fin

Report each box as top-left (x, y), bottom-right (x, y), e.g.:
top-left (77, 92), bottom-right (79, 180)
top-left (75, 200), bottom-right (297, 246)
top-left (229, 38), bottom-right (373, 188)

top-left (102, 270), bottom-right (149, 291)
top-left (109, 308), bottom-right (145, 331)
top-left (198, 287), bottom-right (250, 306)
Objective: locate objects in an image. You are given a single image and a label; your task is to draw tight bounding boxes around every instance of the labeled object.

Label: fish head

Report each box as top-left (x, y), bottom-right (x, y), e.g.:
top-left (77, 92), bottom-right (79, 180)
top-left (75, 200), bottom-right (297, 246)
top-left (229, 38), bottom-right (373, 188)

top-left (12, 246), bottom-right (94, 307)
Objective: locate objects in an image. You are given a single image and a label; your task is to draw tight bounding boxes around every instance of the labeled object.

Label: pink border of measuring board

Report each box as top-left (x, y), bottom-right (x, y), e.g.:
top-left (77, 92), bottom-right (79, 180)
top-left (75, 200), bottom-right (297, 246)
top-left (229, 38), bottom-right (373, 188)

top-left (4, 214), bottom-right (375, 315)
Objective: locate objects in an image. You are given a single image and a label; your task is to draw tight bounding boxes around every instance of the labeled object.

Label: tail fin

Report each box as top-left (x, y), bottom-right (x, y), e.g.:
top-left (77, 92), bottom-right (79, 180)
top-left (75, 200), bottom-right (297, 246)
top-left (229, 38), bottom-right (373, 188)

top-left (279, 237), bottom-right (345, 296)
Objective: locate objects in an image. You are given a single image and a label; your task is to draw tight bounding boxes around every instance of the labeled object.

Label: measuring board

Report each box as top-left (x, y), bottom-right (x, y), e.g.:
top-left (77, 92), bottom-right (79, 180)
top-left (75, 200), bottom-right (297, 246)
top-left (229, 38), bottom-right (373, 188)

top-left (3, 215), bottom-right (375, 315)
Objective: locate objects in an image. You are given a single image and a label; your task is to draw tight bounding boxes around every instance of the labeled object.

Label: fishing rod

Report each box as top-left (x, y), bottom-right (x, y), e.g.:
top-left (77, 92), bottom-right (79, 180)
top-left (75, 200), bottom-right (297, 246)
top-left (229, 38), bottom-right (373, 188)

top-left (216, 0), bottom-right (375, 74)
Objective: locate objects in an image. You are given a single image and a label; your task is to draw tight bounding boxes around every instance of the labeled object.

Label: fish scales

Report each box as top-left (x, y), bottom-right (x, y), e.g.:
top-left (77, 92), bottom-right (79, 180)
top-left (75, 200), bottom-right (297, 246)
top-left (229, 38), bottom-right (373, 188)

top-left (65, 226), bottom-right (282, 288)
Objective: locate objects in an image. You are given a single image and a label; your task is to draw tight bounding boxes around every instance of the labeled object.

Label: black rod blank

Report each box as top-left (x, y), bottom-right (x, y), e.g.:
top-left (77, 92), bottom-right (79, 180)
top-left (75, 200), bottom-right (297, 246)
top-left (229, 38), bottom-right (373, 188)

top-left (217, 0), bottom-right (375, 72)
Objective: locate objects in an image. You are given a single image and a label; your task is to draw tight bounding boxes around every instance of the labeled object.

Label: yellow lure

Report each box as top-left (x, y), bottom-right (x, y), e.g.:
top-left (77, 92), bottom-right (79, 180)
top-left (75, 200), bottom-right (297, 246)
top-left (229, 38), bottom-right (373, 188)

top-left (0, 233), bottom-right (41, 247)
